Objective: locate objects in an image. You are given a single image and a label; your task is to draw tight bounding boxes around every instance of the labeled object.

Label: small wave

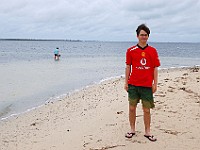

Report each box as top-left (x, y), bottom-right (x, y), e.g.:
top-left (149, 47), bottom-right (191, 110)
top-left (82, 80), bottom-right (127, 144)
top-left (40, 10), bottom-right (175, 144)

top-left (99, 75), bottom-right (124, 83)
top-left (0, 104), bottom-right (12, 118)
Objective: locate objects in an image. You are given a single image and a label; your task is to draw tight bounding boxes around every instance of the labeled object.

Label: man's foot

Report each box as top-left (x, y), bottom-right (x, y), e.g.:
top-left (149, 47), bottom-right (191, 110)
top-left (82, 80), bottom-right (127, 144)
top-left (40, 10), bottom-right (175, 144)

top-left (125, 132), bottom-right (135, 138)
top-left (144, 135), bottom-right (157, 142)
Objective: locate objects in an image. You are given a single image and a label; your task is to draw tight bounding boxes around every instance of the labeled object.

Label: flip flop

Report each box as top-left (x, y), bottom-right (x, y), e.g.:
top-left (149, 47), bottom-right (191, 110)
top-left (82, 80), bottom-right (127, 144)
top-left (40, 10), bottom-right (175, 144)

top-left (144, 135), bottom-right (157, 142)
top-left (125, 132), bottom-right (135, 138)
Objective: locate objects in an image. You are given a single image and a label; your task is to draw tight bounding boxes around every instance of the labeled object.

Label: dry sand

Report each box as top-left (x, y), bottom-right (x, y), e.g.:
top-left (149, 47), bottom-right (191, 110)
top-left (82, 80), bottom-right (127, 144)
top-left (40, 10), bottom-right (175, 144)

top-left (0, 66), bottom-right (200, 150)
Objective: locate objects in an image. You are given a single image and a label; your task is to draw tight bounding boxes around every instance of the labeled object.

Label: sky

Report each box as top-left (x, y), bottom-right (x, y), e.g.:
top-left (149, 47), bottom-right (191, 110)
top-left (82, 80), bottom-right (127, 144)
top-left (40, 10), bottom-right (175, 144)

top-left (0, 0), bottom-right (200, 42)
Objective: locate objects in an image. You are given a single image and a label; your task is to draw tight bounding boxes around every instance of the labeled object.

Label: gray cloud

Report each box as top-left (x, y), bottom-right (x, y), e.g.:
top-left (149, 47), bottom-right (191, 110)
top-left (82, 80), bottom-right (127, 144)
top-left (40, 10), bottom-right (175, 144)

top-left (0, 0), bottom-right (200, 42)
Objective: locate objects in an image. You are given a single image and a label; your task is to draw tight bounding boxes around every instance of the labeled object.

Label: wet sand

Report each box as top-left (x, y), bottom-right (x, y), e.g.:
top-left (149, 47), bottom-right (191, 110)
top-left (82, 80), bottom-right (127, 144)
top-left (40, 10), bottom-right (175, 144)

top-left (0, 66), bottom-right (200, 150)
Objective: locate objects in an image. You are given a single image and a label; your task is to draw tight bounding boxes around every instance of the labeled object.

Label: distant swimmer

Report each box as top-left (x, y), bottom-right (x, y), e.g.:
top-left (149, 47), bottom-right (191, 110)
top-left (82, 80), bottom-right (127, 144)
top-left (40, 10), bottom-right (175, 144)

top-left (54, 47), bottom-right (61, 61)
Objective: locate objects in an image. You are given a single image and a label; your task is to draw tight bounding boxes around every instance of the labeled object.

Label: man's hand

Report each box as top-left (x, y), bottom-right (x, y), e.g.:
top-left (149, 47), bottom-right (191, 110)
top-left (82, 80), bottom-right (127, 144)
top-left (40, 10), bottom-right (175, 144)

top-left (125, 65), bottom-right (131, 92)
top-left (124, 83), bottom-right (128, 91)
top-left (152, 84), bottom-right (157, 93)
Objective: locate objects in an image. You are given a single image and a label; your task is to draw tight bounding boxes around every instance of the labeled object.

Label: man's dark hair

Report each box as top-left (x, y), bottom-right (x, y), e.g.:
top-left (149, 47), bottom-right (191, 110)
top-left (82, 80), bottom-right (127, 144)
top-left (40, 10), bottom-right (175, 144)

top-left (136, 24), bottom-right (150, 36)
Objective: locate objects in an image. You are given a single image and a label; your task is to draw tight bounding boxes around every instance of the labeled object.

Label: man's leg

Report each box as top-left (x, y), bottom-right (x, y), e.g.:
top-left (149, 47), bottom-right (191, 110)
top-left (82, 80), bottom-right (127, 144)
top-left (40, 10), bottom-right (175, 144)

top-left (129, 105), bottom-right (137, 133)
top-left (143, 106), bottom-right (157, 141)
top-left (143, 107), bottom-right (151, 135)
top-left (125, 104), bottom-right (136, 138)
top-left (126, 84), bottom-right (139, 138)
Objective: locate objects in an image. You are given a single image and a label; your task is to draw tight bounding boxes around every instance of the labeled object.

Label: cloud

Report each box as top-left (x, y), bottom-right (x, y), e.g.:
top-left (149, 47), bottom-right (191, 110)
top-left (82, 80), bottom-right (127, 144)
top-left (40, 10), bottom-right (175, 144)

top-left (0, 0), bottom-right (200, 42)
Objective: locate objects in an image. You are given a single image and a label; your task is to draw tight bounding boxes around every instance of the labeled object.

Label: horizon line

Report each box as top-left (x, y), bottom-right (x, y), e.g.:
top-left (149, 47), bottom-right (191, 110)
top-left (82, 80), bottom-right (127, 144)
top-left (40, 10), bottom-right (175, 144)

top-left (0, 38), bottom-right (199, 43)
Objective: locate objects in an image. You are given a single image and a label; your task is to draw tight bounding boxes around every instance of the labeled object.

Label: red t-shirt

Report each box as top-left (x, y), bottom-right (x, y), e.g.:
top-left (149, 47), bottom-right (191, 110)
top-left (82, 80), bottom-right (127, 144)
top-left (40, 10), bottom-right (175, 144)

top-left (126, 44), bottom-right (160, 87)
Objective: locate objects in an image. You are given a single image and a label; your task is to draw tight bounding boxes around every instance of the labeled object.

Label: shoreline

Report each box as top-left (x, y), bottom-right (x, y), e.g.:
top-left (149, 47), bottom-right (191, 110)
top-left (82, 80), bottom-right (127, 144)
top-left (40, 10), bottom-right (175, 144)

top-left (0, 65), bottom-right (200, 149)
top-left (1, 65), bottom-right (199, 121)
top-left (0, 74), bottom-right (124, 121)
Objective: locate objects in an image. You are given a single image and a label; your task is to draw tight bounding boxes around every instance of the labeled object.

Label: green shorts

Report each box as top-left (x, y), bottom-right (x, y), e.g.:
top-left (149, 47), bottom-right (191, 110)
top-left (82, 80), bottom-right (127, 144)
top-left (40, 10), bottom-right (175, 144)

top-left (128, 84), bottom-right (155, 108)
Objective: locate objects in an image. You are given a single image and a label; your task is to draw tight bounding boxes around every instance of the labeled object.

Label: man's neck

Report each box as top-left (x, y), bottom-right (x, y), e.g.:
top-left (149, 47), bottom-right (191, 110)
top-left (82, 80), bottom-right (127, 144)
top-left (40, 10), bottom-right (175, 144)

top-left (138, 42), bottom-right (147, 48)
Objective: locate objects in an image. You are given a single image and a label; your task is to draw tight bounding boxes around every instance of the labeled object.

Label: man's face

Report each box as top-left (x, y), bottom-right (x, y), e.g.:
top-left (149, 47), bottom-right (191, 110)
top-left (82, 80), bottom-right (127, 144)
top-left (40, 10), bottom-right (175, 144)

top-left (137, 30), bottom-right (149, 44)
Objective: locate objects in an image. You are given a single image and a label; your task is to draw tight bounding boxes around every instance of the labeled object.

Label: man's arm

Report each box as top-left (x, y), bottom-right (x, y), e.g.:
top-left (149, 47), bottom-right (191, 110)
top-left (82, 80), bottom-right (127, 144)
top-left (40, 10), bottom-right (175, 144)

top-left (124, 65), bottom-right (131, 91)
top-left (152, 67), bottom-right (158, 93)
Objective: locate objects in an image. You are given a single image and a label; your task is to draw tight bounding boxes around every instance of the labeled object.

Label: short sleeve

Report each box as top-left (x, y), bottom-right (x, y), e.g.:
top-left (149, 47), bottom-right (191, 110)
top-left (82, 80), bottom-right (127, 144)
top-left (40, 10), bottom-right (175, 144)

top-left (154, 50), bottom-right (160, 67)
top-left (126, 49), bottom-right (132, 65)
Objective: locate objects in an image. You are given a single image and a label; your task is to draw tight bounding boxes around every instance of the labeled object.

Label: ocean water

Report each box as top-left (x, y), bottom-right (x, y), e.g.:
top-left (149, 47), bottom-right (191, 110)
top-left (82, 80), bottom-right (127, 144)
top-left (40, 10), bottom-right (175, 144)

top-left (0, 40), bottom-right (200, 119)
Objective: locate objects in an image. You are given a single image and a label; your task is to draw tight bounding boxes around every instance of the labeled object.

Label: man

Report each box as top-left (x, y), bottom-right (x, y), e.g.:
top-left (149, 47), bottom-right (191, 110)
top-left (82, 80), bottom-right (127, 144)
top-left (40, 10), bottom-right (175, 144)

top-left (54, 47), bottom-right (60, 60)
top-left (124, 24), bottom-right (160, 142)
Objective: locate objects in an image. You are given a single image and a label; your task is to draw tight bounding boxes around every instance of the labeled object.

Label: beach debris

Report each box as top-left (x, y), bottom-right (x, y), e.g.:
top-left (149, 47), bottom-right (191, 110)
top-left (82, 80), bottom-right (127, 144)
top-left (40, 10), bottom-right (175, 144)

top-left (184, 89), bottom-right (194, 93)
top-left (167, 86), bottom-right (176, 92)
top-left (116, 111), bottom-right (123, 114)
top-left (132, 140), bottom-right (145, 144)
top-left (168, 110), bottom-right (178, 113)
top-left (106, 123), bottom-right (117, 126)
top-left (180, 87), bottom-right (186, 91)
top-left (164, 130), bottom-right (179, 135)
top-left (182, 82), bottom-right (187, 85)
top-left (196, 77), bottom-right (200, 82)
top-left (155, 94), bottom-right (166, 97)
top-left (180, 88), bottom-right (197, 94)
top-left (30, 122), bottom-right (36, 126)
top-left (159, 129), bottom-right (180, 135)
top-left (83, 142), bottom-right (90, 147)
top-left (190, 66), bottom-right (199, 72)
top-left (89, 144), bottom-right (125, 150)
top-left (168, 86), bottom-right (176, 89)
top-left (97, 139), bottom-right (102, 142)
top-left (164, 78), bottom-right (170, 82)
top-left (167, 89), bottom-right (174, 92)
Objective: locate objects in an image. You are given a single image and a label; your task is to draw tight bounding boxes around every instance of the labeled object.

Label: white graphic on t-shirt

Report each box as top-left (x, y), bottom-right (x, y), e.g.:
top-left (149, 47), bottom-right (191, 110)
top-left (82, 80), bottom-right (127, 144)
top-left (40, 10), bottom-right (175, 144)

top-left (140, 58), bottom-right (146, 66)
top-left (130, 46), bottom-right (138, 51)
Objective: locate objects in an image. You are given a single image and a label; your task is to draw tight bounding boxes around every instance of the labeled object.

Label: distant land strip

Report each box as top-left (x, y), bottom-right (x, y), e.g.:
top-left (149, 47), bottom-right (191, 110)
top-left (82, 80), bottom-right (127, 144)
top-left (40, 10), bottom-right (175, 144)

top-left (0, 38), bottom-right (82, 42)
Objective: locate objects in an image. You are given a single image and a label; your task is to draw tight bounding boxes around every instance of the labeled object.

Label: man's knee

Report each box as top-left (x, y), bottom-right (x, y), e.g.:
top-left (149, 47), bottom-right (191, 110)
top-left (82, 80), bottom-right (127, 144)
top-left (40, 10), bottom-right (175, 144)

top-left (143, 107), bottom-right (150, 113)
top-left (129, 105), bottom-right (136, 112)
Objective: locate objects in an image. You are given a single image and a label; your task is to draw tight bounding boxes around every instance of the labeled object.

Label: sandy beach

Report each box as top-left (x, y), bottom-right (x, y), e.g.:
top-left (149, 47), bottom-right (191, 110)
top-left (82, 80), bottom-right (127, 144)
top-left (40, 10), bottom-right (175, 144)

top-left (0, 66), bottom-right (200, 150)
